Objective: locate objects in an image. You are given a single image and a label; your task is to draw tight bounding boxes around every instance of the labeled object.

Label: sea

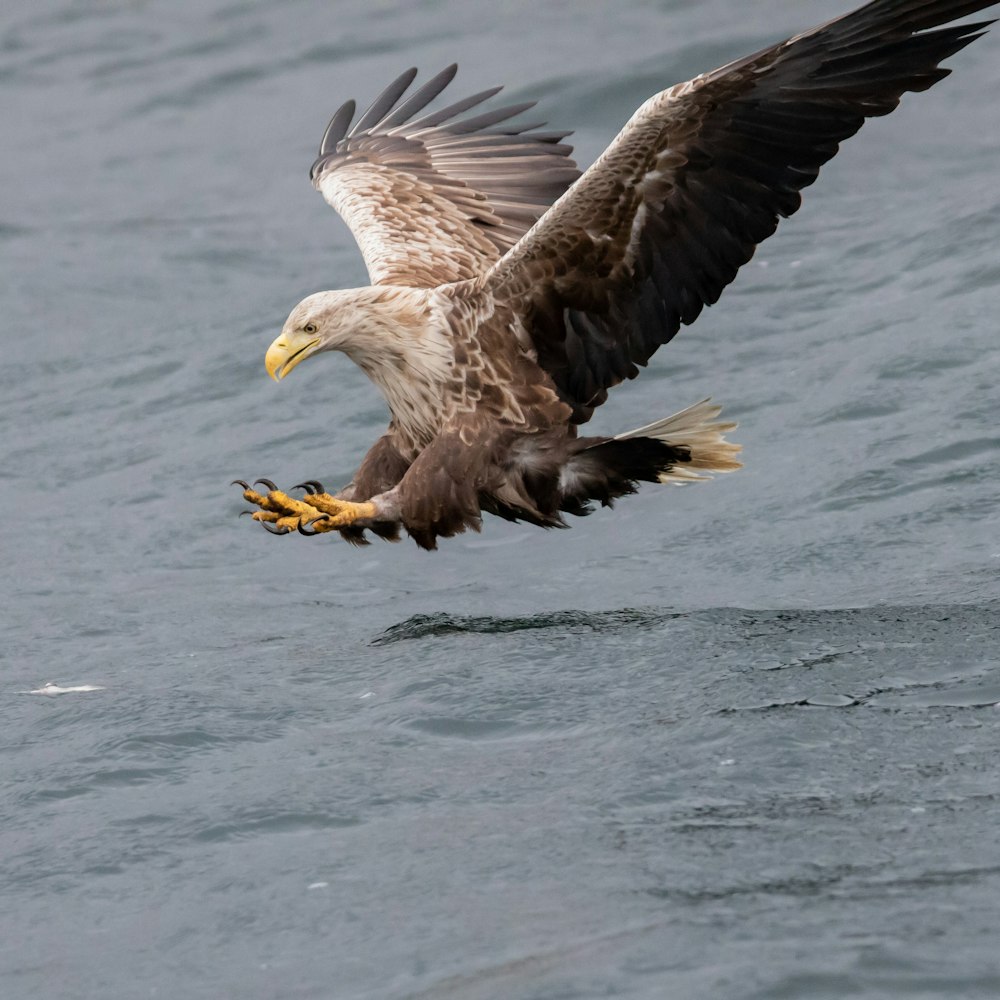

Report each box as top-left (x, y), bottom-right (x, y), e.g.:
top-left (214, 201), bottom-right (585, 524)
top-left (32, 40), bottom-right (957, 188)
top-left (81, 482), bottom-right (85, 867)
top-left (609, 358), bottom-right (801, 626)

top-left (3, 1), bottom-right (999, 997)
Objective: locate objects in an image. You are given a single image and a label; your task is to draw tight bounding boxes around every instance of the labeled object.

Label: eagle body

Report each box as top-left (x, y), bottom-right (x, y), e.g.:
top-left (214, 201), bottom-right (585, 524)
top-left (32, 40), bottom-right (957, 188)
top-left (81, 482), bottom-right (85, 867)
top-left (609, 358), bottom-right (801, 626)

top-left (239, 0), bottom-right (997, 549)
top-left (272, 283), bottom-right (713, 548)
top-left (275, 284), bottom-right (570, 455)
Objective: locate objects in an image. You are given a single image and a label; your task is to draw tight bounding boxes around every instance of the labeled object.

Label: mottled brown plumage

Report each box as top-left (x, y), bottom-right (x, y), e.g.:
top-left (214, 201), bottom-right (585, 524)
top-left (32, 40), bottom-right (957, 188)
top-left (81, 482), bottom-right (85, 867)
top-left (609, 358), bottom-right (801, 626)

top-left (239, 0), bottom-right (996, 549)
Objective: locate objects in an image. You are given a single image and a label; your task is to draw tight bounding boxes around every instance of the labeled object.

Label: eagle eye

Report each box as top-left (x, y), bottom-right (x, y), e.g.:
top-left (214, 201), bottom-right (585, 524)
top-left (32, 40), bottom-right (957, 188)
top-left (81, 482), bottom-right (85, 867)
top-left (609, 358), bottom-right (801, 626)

top-left (303, 323), bottom-right (318, 335)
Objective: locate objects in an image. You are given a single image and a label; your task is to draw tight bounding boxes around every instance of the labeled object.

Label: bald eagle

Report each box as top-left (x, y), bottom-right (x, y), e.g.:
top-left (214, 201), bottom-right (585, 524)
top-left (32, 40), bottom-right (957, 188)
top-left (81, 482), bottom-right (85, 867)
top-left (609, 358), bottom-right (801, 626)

top-left (236, 0), bottom-right (996, 550)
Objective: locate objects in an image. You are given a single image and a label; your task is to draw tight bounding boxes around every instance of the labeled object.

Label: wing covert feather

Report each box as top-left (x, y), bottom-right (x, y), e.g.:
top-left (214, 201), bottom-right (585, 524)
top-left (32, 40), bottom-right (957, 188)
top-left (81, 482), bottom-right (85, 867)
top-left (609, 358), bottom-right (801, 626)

top-left (484, 0), bottom-right (996, 422)
top-left (311, 65), bottom-right (581, 287)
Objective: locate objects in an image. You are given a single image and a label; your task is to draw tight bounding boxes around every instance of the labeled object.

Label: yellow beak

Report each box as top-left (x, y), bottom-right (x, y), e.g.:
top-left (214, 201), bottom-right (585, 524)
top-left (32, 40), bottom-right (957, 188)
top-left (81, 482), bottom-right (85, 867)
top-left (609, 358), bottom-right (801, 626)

top-left (264, 332), bottom-right (321, 381)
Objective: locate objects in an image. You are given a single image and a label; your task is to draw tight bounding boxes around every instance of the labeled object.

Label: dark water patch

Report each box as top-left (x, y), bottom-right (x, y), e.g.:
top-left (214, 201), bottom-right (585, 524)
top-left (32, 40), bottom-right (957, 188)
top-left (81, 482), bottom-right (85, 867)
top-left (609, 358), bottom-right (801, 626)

top-left (129, 64), bottom-right (279, 114)
top-left (193, 810), bottom-right (359, 843)
top-left (670, 793), bottom-right (848, 827)
top-left (168, 246), bottom-right (277, 272)
top-left (645, 862), bottom-right (879, 905)
top-left (812, 398), bottom-right (903, 424)
top-left (114, 729), bottom-right (230, 754)
top-left (877, 349), bottom-right (978, 381)
top-left (906, 203), bottom-right (1000, 272)
top-left (898, 436), bottom-right (1000, 468)
top-left (85, 765), bottom-right (180, 788)
top-left (373, 608), bottom-right (681, 644)
top-left (947, 260), bottom-right (1000, 298)
top-left (106, 359), bottom-right (184, 392)
top-left (19, 785), bottom-right (92, 804)
top-left (88, 34), bottom-right (259, 80)
top-left (108, 812), bottom-right (176, 829)
top-left (725, 693), bottom-right (861, 711)
top-left (750, 648), bottom-right (855, 673)
top-left (0, 222), bottom-right (31, 240)
top-left (819, 463), bottom-right (989, 510)
top-left (863, 864), bottom-right (1000, 893)
top-left (298, 38), bottom-right (414, 65)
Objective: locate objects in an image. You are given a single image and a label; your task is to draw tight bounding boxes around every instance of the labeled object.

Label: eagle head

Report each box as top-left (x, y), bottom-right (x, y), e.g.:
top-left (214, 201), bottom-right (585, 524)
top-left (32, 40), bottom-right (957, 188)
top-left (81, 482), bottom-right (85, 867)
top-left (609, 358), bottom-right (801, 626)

top-left (265, 291), bottom-right (353, 381)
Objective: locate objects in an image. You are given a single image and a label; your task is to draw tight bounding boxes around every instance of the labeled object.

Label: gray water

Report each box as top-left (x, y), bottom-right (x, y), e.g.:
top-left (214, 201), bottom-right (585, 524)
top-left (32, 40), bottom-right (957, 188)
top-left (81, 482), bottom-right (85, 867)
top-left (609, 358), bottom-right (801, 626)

top-left (3, 0), bottom-right (1000, 997)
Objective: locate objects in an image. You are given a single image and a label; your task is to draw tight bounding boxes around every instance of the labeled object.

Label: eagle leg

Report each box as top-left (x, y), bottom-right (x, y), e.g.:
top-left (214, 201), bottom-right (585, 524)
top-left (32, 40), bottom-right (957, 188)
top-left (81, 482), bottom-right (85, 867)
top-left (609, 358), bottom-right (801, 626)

top-left (296, 497), bottom-right (377, 527)
top-left (234, 479), bottom-right (376, 535)
top-left (294, 492), bottom-right (379, 527)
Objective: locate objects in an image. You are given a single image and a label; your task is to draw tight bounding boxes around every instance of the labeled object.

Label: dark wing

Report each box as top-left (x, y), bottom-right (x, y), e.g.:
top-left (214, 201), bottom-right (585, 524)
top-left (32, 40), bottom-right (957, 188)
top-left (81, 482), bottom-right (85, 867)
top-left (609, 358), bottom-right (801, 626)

top-left (482, 0), bottom-right (996, 422)
top-left (311, 65), bottom-right (581, 288)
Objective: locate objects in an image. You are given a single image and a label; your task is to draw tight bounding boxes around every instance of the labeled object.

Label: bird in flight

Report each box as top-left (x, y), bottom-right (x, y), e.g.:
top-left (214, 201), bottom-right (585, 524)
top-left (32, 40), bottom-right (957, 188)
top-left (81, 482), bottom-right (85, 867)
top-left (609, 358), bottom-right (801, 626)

top-left (236, 0), bottom-right (996, 549)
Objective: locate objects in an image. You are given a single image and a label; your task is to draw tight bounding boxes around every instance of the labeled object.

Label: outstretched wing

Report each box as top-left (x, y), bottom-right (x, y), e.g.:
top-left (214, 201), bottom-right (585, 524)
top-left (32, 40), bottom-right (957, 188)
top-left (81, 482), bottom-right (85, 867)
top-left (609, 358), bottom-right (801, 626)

top-left (482, 0), bottom-right (995, 423)
top-left (311, 65), bottom-right (581, 288)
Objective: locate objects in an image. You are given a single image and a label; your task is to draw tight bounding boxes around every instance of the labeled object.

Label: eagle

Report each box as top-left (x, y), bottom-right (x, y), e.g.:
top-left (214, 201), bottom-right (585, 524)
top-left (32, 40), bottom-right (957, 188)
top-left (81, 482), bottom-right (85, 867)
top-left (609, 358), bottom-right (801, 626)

top-left (236, 0), bottom-right (996, 550)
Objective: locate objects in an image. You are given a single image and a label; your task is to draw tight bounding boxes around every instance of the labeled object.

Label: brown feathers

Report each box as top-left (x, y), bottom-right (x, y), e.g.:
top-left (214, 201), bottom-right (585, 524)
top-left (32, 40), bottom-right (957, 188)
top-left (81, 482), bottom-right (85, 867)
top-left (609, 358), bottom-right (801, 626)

top-left (259, 1), bottom-right (995, 548)
top-left (310, 64), bottom-right (580, 287)
top-left (483, 2), bottom-right (996, 421)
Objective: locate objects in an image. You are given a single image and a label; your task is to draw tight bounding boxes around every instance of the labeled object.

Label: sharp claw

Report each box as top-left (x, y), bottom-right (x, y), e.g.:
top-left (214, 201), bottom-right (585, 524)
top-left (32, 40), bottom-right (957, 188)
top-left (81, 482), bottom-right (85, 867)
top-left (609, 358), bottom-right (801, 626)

top-left (261, 522), bottom-right (290, 535)
top-left (298, 514), bottom-right (332, 536)
top-left (238, 510), bottom-right (255, 518)
top-left (231, 479), bottom-right (251, 489)
top-left (254, 478), bottom-right (277, 492)
top-left (294, 480), bottom-right (325, 495)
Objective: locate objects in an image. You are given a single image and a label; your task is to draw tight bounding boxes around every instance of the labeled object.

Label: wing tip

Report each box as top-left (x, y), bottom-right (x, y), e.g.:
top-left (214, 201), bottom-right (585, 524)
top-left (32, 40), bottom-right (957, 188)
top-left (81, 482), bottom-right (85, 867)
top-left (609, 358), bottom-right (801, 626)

top-left (318, 98), bottom-right (356, 157)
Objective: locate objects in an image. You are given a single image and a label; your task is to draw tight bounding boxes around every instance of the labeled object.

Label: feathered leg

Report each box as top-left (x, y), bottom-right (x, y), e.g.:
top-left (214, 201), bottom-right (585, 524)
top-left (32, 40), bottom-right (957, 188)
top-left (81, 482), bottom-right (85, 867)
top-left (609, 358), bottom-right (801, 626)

top-left (235, 432), bottom-right (410, 542)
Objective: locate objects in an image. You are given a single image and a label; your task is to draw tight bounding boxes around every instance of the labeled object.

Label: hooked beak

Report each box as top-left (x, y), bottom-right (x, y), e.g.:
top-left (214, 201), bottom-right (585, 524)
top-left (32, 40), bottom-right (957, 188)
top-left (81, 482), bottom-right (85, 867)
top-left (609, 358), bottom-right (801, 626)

top-left (265, 331), bottom-right (321, 381)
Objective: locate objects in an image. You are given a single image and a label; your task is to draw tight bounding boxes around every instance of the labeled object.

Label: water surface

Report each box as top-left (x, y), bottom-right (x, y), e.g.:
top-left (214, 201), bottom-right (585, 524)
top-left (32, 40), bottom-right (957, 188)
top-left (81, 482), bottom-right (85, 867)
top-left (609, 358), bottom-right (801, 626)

top-left (3, 1), bottom-right (999, 997)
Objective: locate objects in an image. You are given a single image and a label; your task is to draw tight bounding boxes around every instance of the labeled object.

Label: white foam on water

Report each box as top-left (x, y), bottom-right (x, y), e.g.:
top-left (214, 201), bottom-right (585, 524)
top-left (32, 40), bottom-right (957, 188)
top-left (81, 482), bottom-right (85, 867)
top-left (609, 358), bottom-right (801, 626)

top-left (21, 682), bottom-right (106, 696)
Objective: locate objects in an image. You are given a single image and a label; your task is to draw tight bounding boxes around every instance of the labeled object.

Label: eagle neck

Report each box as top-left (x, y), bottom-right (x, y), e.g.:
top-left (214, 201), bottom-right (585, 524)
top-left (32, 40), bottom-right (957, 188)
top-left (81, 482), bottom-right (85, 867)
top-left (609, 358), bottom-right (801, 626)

top-left (340, 287), bottom-right (452, 448)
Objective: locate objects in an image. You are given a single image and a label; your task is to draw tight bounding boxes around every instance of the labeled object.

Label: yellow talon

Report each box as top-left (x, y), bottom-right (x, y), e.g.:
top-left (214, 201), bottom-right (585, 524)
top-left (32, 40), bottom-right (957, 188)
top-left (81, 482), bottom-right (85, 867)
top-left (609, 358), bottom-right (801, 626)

top-left (300, 492), bottom-right (343, 515)
top-left (238, 480), bottom-right (377, 536)
top-left (251, 510), bottom-right (282, 523)
top-left (303, 517), bottom-right (339, 534)
top-left (317, 500), bottom-right (377, 527)
top-left (259, 490), bottom-right (322, 520)
top-left (239, 486), bottom-right (269, 506)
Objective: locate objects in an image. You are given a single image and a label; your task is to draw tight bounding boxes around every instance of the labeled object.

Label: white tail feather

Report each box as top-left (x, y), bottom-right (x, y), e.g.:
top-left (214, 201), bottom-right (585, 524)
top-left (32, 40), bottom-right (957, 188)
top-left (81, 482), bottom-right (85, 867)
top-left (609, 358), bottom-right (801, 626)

top-left (615, 398), bottom-right (743, 484)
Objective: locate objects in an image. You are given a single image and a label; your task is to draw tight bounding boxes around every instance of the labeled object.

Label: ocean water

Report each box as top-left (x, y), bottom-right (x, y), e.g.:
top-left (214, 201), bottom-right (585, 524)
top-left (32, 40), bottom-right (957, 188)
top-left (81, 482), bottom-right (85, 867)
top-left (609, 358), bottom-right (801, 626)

top-left (3, 1), bottom-right (999, 997)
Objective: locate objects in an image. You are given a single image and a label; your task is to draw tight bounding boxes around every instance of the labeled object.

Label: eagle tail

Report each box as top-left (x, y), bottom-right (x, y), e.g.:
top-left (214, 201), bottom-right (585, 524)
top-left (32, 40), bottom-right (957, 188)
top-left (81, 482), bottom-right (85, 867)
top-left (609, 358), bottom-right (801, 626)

top-left (614, 397), bottom-right (743, 483)
top-left (557, 398), bottom-right (741, 514)
top-left (491, 399), bottom-right (741, 525)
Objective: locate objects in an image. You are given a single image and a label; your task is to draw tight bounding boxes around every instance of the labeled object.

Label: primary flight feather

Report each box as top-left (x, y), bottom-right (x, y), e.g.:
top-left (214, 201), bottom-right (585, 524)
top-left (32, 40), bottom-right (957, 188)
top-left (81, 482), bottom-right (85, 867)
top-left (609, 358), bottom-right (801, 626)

top-left (236, 0), bottom-right (997, 550)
